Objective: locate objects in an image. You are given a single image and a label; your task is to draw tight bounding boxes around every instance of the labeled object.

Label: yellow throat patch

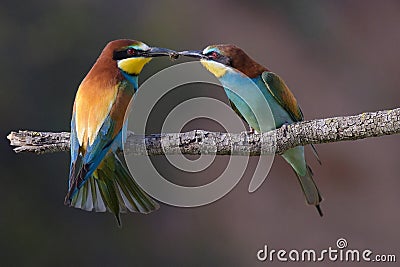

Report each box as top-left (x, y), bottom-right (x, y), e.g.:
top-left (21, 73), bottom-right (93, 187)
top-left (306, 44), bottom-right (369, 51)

top-left (200, 59), bottom-right (227, 78)
top-left (117, 57), bottom-right (152, 75)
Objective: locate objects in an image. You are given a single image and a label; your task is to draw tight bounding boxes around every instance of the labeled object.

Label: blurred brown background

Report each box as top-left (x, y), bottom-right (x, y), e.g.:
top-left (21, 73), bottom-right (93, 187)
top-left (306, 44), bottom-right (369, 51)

top-left (1, 0), bottom-right (400, 266)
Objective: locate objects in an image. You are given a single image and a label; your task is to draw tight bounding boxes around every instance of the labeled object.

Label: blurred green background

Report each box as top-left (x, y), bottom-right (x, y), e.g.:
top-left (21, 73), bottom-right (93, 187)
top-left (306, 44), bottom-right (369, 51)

top-left (1, 0), bottom-right (400, 266)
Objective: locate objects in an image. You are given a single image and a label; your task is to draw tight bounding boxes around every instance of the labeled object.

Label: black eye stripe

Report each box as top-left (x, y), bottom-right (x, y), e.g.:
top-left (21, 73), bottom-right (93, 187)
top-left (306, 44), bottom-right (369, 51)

top-left (113, 48), bottom-right (141, 60)
top-left (205, 51), bottom-right (231, 66)
top-left (113, 50), bottom-right (128, 60)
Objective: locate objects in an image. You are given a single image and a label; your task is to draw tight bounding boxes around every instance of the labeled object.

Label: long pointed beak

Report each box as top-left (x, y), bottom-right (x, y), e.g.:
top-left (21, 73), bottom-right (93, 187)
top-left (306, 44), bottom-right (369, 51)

top-left (179, 50), bottom-right (206, 59)
top-left (145, 47), bottom-right (179, 59)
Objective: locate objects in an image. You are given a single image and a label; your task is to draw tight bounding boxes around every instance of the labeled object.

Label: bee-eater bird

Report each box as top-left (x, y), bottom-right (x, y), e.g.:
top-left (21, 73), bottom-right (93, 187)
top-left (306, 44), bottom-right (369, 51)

top-left (66, 39), bottom-right (177, 225)
top-left (180, 45), bottom-right (323, 216)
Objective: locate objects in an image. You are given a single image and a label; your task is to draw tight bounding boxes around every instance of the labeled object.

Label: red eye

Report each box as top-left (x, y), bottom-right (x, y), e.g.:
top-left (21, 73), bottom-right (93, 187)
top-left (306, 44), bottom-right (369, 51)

top-left (211, 51), bottom-right (218, 58)
top-left (127, 48), bottom-right (136, 55)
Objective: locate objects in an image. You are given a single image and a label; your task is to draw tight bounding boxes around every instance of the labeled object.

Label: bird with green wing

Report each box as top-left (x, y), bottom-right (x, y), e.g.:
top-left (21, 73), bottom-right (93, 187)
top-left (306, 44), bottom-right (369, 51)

top-left (180, 45), bottom-right (323, 216)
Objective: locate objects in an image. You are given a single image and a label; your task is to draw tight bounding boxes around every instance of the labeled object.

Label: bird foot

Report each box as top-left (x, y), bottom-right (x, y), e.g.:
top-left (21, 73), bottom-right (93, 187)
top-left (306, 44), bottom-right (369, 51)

top-left (249, 127), bottom-right (259, 134)
top-left (280, 122), bottom-right (290, 137)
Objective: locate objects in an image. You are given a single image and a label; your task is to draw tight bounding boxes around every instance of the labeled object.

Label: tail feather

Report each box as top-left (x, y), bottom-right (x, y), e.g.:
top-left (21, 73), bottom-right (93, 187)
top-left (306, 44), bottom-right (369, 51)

top-left (96, 175), bottom-right (121, 226)
top-left (70, 174), bottom-right (107, 212)
top-left (282, 146), bottom-right (323, 216)
top-left (66, 152), bottom-right (159, 225)
top-left (311, 144), bottom-right (322, 165)
top-left (295, 165), bottom-right (323, 216)
top-left (113, 163), bottom-right (158, 213)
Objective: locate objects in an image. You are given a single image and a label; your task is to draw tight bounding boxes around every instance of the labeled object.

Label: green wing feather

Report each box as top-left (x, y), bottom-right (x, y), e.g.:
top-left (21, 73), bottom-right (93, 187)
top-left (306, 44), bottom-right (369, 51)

top-left (261, 72), bottom-right (303, 122)
top-left (261, 71), bottom-right (321, 164)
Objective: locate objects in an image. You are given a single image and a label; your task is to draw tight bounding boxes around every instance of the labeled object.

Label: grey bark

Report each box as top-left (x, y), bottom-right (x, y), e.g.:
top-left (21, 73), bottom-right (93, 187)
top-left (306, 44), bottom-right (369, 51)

top-left (7, 108), bottom-right (400, 156)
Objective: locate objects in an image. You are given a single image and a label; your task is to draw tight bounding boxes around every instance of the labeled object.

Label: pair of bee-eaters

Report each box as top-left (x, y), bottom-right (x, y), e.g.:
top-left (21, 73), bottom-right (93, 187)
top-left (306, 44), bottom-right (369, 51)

top-left (67, 39), bottom-right (322, 225)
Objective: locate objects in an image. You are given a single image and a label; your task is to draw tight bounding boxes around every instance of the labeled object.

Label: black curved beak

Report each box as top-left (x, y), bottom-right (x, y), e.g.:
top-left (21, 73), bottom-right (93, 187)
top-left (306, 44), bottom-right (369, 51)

top-left (179, 50), bottom-right (206, 59)
top-left (145, 47), bottom-right (179, 59)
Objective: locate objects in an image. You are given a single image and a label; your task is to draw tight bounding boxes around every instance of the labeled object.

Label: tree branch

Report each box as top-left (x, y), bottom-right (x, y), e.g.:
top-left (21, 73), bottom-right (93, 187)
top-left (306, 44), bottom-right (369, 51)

top-left (7, 108), bottom-right (400, 156)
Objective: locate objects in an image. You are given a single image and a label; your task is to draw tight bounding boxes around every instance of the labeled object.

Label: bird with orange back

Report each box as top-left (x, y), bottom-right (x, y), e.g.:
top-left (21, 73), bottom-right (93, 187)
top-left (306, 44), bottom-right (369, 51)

top-left (66, 39), bottom-right (177, 225)
top-left (180, 45), bottom-right (323, 215)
